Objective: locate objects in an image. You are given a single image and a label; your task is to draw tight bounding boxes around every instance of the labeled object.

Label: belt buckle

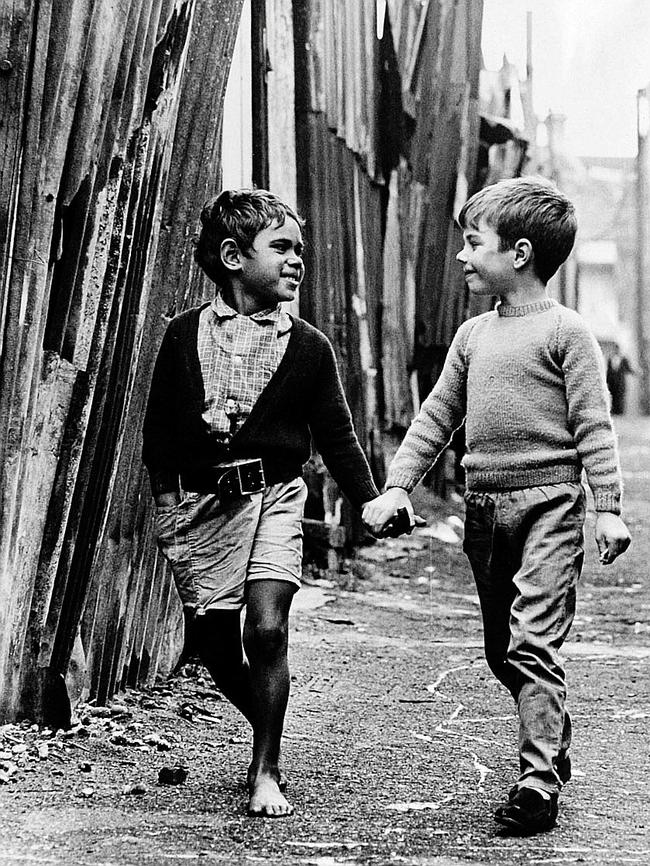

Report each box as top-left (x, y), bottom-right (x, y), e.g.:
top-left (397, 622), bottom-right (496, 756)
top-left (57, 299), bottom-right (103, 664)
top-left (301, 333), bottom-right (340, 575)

top-left (216, 459), bottom-right (265, 503)
top-left (237, 459), bottom-right (265, 495)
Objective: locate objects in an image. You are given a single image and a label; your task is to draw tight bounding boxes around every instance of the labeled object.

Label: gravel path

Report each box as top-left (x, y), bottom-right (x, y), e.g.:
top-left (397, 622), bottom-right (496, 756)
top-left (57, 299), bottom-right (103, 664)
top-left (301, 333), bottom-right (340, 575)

top-left (0, 417), bottom-right (648, 865)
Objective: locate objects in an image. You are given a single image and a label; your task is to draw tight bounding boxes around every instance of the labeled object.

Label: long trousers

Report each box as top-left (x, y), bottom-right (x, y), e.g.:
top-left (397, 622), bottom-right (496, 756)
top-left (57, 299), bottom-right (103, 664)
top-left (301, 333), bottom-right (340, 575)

top-left (463, 482), bottom-right (585, 794)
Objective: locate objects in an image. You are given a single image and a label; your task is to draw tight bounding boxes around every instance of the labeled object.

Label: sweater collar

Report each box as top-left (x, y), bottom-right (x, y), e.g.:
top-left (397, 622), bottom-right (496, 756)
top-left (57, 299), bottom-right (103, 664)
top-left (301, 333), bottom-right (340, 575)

top-left (496, 298), bottom-right (558, 317)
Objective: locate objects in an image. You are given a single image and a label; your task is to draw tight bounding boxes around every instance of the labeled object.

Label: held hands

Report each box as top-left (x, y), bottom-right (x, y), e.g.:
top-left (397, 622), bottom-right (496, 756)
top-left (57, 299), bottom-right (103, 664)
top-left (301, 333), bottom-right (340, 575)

top-left (362, 488), bottom-right (415, 537)
top-left (595, 512), bottom-right (631, 565)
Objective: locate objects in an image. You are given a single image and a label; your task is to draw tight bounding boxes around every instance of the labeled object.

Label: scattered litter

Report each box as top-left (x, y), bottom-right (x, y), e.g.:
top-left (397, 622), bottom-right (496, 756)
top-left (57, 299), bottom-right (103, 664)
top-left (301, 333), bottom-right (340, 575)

top-left (78, 761), bottom-right (92, 772)
top-left (470, 752), bottom-right (492, 791)
top-left (323, 617), bottom-right (355, 626)
top-left (409, 730), bottom-right (433, 742)
top-left (144, 734), bottom-right (172, 751)
top-left (610, 709), bottom-right (650, 720)
top-left (178, 704), bottom-right (195, 722)
top-left (284, 841), bottom-right (367, 850)
top-left (426, 665), bottom-right (472, 694)
top-left (415, 522), bottom-right (460, 544)
top-left (110, 733), bottom-right (144, 748)
top-left (398, 697), bottom-right (436, 704)
top-left (61, 725), bottom-right (90, 739)
top-left (158, 765), bottom-right (188, 785)
top-left (358, 547), bottom-right (408, 563)
top-left (122, 782), bottom-right (147, 795)
top-left (85, 706), bottom-right (111, 718)
top-left (385, 795), bottom-right (453, 812)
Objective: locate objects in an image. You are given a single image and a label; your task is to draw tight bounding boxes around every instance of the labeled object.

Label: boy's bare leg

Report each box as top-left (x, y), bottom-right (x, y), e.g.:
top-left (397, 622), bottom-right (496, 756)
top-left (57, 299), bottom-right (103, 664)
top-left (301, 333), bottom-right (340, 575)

top-left (193, 609), bottom-right (254, 721)
top-left (192, 608), bottom-right (290, 794)
top-left (243, 579), bottom-right (295, 817)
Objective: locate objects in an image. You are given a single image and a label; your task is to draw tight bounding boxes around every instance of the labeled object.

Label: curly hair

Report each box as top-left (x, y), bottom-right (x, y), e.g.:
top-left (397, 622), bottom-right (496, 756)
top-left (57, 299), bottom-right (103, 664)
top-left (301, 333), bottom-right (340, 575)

top-left (194, 188), bottom-right (304, 284)
top-left (458, 177), bottom-right (577, 283)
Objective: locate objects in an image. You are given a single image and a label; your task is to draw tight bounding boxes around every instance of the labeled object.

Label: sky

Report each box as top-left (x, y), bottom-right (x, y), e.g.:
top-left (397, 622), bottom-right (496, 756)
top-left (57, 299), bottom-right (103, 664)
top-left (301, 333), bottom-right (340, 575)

top-left (481, 0), bottom-right (650, 158)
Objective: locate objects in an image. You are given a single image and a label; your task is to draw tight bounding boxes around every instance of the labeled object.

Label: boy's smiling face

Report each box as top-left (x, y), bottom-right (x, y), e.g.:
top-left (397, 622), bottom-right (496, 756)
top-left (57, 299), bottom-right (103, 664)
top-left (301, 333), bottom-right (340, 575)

top-left (235, 218), bottom-right (305, 310)
top-left (456, 218), bottom-right (516, 295)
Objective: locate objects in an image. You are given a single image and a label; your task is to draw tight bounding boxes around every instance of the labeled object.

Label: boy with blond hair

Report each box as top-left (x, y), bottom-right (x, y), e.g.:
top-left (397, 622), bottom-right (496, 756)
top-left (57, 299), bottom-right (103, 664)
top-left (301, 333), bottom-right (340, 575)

top-left (144, 189), bottom-right (379, 817)
top-left (363, 177), bottom-right (631, 834)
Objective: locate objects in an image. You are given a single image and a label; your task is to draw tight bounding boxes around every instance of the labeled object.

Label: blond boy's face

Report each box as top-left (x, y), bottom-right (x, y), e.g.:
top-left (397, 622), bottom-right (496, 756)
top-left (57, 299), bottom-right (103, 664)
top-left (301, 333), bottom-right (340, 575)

top-left (456, 218), bottom-right (516, 296)
top-left (236, 218), bottom-right (305, 310)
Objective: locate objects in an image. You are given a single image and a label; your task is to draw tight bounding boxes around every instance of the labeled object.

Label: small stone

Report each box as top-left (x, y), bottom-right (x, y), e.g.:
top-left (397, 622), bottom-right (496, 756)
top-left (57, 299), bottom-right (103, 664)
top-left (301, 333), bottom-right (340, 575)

top-left (78, 761), bottom-right (92, 772)
top-left (79, 787), bottom-right (94, 798)
top-left (12, 744), bottom-right (28, 755)
top-left (87, 707), bottom-right (112, 718)
top-left (122, 782), bottom-right (147, 796)
top-left (144, 734), bottom-right (171, 751)
top-left (158, 765), bottom-right (188, 785)
top-left (37, 744), bottom-right (49, 759)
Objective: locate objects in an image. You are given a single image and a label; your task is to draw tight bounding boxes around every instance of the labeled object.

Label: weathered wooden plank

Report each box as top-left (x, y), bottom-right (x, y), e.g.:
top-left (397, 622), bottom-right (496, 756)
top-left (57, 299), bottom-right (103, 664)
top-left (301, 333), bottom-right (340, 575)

top-left (0, 0), bottom-right (55, 719)
top-left (266, 0), bottom-right (297, 204)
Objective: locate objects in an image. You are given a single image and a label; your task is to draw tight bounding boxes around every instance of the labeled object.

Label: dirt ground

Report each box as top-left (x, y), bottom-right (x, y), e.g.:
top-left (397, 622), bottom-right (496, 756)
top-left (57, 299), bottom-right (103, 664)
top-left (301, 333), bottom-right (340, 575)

top-left (0, 417), bottom-right (648, 866)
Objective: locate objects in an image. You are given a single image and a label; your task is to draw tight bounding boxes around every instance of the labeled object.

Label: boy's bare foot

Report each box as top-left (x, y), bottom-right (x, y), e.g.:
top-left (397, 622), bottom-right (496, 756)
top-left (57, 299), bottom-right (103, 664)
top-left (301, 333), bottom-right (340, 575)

top-left (247, 772), bottom-right (294, 817)
top-left (246, 766), bottom-right (288, 791)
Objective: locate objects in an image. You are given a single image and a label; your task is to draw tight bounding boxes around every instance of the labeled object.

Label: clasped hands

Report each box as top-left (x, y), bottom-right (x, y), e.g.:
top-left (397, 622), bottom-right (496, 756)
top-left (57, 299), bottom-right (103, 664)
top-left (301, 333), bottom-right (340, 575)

top-left (362, 487), bottom-right (422, 538)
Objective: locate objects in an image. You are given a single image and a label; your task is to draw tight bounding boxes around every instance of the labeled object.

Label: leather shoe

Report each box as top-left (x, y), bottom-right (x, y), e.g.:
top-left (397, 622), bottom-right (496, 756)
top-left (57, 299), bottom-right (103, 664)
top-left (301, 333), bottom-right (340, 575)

top-left (495, 787), bottom-right (558, 835)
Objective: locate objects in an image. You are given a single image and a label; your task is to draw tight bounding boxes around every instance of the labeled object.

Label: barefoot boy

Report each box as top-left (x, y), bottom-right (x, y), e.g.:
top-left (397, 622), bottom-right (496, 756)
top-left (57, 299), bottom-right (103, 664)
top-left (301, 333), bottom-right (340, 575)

top-left (143, 189), bottom-right (379, 817)
top-left (363, 177), bottom-right (631, 834)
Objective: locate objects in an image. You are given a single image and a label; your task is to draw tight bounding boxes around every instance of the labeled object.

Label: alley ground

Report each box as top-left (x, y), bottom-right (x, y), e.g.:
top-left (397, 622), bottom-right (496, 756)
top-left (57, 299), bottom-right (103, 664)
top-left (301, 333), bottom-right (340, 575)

top-left (0, 417), bottom-right (648, 866)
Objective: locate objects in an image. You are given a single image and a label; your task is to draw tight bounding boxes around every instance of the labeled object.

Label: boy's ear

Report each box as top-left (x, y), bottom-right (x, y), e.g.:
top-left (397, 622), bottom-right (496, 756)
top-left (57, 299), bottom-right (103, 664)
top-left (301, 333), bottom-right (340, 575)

top-left (513, 237), bottom-right (534, 270)
top-left (220, 238), bottom-right (243, 272)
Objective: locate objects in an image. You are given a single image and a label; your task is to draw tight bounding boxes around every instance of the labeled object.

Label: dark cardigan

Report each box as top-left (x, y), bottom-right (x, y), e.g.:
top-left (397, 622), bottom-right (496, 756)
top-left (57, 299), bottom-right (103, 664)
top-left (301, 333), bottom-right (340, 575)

top-left (142, 305), bottom-right (380, 510)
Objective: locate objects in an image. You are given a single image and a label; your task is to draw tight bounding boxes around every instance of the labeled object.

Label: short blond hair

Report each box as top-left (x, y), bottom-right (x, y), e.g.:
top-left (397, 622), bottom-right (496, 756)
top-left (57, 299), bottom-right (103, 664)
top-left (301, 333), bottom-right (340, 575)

top-left (458, 177), bottom-right (577, 283)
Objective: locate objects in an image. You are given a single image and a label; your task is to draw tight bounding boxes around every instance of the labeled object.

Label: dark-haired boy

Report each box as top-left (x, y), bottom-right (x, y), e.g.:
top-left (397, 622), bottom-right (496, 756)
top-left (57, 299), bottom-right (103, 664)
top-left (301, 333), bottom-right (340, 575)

top-left (143, 189), bottom-right (379, 817)
top-left (363, 177), bottom-right (631, 834)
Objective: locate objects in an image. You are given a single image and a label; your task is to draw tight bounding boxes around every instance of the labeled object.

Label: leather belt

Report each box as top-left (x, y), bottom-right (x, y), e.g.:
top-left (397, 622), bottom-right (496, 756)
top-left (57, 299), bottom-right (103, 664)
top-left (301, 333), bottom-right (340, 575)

top-left (181, 459), bottom-right (266, 503)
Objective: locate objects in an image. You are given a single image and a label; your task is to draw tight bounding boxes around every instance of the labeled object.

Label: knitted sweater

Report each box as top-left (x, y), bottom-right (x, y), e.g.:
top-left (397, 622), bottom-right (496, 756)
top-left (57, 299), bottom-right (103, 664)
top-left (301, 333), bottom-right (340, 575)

top-left (143, 305), bottom-right (380, 510)
top-left (386, 299), bottom-right (622, 513)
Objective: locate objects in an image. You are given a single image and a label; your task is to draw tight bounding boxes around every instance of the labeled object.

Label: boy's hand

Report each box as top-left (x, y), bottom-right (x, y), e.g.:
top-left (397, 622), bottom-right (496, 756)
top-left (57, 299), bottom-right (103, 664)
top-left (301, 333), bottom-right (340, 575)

top-left (595, 512), bottom-right (631, 565)
top-left (362, 488), bottom-right (413, 536)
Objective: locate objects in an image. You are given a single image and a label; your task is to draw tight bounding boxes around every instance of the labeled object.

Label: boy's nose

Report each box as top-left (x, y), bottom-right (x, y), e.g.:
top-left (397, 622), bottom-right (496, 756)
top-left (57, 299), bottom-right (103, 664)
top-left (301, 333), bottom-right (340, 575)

top-left (456, 248), bottom-right (466, 263)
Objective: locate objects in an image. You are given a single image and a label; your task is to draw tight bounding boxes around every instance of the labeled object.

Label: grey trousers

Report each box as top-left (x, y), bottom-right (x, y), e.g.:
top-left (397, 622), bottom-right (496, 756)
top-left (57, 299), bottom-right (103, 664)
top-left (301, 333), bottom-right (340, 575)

top-left (463, 482), bottom-right (585, 794)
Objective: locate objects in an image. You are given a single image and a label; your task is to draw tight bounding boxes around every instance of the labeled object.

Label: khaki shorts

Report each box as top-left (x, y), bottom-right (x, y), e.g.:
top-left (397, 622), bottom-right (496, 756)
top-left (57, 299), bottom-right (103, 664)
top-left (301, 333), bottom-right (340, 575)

top-left (154, 477), bottom-right (308, 612)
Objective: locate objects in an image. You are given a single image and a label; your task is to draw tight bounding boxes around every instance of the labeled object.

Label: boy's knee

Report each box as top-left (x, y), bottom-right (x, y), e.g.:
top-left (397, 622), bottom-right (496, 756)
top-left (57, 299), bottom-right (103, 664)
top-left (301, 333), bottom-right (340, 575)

top-left (244, 620), bottom-right (288, 658)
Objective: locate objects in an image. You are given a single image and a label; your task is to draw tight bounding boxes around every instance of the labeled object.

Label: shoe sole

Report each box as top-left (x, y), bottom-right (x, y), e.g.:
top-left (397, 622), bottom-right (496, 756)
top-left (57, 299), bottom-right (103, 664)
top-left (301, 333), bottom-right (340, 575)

top-left (495, 813), bottom-right (556, 835)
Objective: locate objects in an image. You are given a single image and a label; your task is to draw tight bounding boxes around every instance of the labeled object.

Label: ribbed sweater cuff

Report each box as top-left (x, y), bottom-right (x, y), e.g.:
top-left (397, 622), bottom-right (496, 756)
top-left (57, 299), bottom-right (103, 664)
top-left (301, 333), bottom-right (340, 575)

top-left (384, 470), bottom-right (421, 493)
top-left (593, 490), bottom-right (621, 514)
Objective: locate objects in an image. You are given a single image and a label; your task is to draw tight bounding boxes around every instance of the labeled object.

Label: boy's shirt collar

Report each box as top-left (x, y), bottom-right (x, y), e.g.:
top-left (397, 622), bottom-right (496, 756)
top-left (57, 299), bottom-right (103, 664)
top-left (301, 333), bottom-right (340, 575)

top-left (211, 292), bottom-right (292, 334)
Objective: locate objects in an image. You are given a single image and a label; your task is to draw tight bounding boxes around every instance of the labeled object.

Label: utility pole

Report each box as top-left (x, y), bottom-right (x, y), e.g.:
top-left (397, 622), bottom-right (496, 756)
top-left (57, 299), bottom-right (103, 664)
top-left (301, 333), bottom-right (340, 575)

top-left (636, 88), bottom-right (650, 414)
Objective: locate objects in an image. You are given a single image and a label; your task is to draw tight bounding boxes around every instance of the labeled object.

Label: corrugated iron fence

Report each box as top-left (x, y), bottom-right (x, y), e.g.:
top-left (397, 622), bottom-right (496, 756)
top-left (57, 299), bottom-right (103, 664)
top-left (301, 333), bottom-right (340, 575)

top-left (0, 0), bottom-right (244, 723)
top-left (1, 0), bottom-right (486, 723)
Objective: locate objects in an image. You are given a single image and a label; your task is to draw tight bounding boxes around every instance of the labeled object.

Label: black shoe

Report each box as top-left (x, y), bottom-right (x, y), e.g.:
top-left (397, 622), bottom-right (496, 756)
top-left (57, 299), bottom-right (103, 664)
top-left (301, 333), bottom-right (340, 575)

top-left (495, 787), bottom-right (558, 835)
